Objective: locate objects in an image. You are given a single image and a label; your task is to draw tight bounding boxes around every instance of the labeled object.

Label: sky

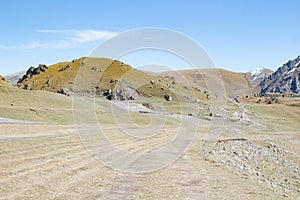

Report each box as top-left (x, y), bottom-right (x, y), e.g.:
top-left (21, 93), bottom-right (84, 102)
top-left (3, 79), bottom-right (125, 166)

top-left (0, 0), bottom-right (300, 75)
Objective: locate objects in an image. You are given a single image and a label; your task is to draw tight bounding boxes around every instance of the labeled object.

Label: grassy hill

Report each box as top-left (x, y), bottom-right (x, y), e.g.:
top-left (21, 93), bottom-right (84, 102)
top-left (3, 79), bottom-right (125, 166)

top-left (17, 57), bottom-right (208, 103)
top-left (178, 68), bottom-right (256, 97)
top-left (0, 85), bottom-right (74, 124)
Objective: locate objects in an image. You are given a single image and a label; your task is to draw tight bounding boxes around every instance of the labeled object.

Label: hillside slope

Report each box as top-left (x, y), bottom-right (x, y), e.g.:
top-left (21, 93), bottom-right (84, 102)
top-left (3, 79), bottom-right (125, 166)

top-left (178, 68), bottom-right (256, 97)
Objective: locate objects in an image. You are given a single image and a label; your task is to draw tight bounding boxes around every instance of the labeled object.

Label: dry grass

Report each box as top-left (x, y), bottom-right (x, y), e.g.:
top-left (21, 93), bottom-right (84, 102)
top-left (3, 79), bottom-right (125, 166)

top-left (178, 68), bottom-right (257, 96)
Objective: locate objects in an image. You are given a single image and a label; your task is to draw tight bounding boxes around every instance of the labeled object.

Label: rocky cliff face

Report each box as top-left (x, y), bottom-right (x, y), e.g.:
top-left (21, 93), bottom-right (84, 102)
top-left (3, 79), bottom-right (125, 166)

top-left (260, 56), bottom-right (300, 93)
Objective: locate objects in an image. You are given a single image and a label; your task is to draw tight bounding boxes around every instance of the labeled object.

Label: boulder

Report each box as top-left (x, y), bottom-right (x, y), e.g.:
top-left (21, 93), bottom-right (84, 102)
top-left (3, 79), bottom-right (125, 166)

top-left (60, 64), bottom-right (70, 71)
top-left (91, 66), bottom-right (98, 71)
top-left (150, 80), bottom-right (155, 85)
top-left (57, 88), bottom-right (72, 96)
top-left (164, 95), bottom-right (172, 101)
top-left (105, 87), bottom-right (139, 101)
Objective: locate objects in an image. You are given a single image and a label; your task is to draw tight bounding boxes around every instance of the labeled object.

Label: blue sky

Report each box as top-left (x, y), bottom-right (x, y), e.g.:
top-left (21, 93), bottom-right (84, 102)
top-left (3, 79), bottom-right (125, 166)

top-left (0, 0), bottom-right (299, 75)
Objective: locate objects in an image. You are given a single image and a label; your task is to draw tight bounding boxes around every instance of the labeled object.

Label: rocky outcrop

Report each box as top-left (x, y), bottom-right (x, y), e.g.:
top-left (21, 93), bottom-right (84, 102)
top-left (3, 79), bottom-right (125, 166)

top-left (18, 64), bottom-right (48, 83)
top-left (260, 56), bottom-right (300, 93)
top-left (103, 87), bottom-right (139, 101)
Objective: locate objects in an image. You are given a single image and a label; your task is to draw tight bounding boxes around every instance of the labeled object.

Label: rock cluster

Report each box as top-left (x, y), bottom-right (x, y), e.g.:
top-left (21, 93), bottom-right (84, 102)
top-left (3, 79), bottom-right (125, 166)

top-left (207, 139), bottom-right (300, 196)
top-left (18, 64), bottom-right (48, 83)
top-left (57, 88), bottom-right (72, 96)
top-left (59, 64), bottom-right (70, 71)
top-left (103, 87), bottom-right (139, 101)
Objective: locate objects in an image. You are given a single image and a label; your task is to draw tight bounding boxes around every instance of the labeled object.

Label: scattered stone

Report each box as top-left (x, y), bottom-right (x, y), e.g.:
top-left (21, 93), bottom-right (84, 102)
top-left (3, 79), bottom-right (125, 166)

top-left (234, 97), bottom-right (240, 103)
top-left (29, 108), bottom-right (37, 114)
top-left (91, 66), bottom-right (98, 71)
top-left (214, 113), bottom-right (224, 117)
top-left (164, 95), bottom-right (172, 101)
top-left (60, 64), bottom-right (70, 71)
top-left (110, 79), bottom-right (119, 83)
top-left (57, 88), bottom-right (72, 96)
top-left (206, 139), bottom-right (300, 196)
top-left (24, 84), bottom-right (32, 90)
top-left (139, 110), bottom-right (150, 113)
top-left (150, 80), bottom-right (155, 85)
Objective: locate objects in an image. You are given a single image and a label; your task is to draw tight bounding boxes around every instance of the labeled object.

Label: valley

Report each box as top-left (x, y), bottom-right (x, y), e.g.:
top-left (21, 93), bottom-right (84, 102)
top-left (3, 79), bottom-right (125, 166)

top-left (0, 56), bottom-right (299, 199)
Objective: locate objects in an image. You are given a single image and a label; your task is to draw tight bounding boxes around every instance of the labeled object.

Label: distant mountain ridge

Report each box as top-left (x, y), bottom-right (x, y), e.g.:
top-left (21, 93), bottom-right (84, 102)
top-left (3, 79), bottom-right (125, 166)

top-left (246, 67), bottom-right (274, 87)
top-left (259, 55), bottom-right (300, 94)
top-left (6, 55), bottom-right (300, 97)
top-left (5, 71), bottom-right (26, 85)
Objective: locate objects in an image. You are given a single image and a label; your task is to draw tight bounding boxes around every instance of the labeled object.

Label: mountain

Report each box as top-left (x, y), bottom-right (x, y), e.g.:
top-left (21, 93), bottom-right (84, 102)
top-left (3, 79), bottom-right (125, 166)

top-left (246, 67), bottom-right (274, 87)
top-left (260, 56), bottom-right (300, 93)
top-left (5, 71), bottom-right (26, 85)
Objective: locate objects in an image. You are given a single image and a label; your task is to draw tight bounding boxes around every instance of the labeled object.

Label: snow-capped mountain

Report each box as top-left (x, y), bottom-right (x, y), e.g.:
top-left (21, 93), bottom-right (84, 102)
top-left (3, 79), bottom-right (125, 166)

top-left (247, 67), bottom-right (273, 87)
top-left (259, 55), bottom-right (300, 93)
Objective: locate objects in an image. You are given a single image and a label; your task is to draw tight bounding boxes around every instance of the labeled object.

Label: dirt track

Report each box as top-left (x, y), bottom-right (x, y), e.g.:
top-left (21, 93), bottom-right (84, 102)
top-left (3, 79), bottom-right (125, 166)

top-left (1, 122), bottom-right (298, 199)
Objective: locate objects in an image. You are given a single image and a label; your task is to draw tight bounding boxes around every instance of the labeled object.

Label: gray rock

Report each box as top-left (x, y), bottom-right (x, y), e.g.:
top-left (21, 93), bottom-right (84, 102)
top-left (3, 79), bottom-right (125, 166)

top-left (60, 64), bottom-right (70, 71)
top-left (57, 88), bottom-right (72, 96)
top-left (164, 95), bottom-right (172, 101)
top-left (150, 80), bottom-right (155, 85)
